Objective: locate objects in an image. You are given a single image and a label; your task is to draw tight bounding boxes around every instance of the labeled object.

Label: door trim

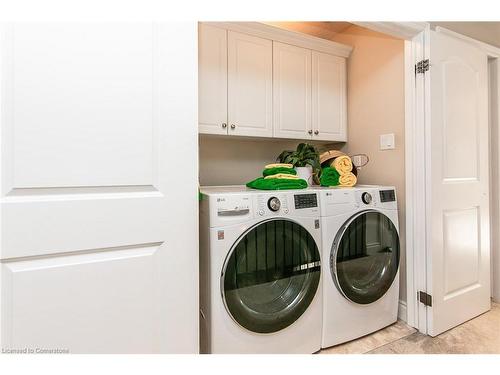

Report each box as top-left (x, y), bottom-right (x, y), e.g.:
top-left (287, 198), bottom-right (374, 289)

top-left (404, 28), bottom-right (428, 333)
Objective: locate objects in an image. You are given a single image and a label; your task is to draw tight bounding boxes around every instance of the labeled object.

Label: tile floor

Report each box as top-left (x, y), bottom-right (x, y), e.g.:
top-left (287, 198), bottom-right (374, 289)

top-left (320, 302), bottom-right (500, 354)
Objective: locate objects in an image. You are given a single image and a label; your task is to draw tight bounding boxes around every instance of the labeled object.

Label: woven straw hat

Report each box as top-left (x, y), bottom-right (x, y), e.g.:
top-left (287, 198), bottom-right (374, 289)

top-left (319, 149), bottom-right (358, 176)
top-left (319, 150), bottom-right (347, 165)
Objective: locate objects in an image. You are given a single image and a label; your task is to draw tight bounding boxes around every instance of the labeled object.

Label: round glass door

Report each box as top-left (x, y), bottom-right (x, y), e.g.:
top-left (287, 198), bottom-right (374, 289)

top-left (331, 210), bottom-right (400, 305)
top-left (222, 219), bottom-right (321, 334)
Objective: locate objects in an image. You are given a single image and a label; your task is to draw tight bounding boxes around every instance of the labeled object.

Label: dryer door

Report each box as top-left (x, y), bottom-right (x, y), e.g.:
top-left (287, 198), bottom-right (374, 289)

top-left (331, 210), bottom-right (400, 305)
top-left (222, 219), bottom-right (321, 334)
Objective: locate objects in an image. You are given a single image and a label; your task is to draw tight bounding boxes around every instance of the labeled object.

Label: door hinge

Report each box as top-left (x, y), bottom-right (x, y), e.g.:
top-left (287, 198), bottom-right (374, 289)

top-left (415, 59), bottom-right (430, 74)
top-left (418, 291), bottom-right (432, 307)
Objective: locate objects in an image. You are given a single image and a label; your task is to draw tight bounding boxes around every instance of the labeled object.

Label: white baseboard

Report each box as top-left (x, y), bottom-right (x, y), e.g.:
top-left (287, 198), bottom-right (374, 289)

top-left (398, 300), bottom-right (408, 322)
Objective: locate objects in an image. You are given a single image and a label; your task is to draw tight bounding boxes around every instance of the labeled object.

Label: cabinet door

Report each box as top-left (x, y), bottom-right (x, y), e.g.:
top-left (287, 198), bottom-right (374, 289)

top-left (0, 23), bottom-right (198, 353)
top-left (273, 42), bottom-right (312, 140)
top-left (228, 31), bottom-right (273, 137)
top-left (198, 24), bottom-right (228, 135)
top-left (312, 51), bottom-right (347, 141)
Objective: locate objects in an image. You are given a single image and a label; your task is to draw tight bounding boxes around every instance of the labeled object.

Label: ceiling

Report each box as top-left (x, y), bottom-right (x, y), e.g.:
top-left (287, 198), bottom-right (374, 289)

top-left (265, 22), bottom-right (353, 40)
top-left (267, 22), bottom-right (500, 49)
top-left (431, 22), bottom-right (500, 48)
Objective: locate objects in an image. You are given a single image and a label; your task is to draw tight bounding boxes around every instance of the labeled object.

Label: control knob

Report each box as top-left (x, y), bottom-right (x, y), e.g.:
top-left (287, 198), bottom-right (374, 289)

top-left (362, 192), bottom-right (372, 205)
top-left (267, 197), bottom-right (281, 212)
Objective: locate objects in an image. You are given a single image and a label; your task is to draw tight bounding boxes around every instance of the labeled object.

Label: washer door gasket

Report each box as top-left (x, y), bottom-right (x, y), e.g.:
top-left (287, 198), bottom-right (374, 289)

top-left (221, 218), bottom-right (321, 334)
top-left (330, 210), bottom-right (400, 305)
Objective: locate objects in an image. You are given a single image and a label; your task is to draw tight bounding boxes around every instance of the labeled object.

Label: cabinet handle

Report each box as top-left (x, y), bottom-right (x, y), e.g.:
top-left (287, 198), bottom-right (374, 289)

top-left (308, 130), bottom-right (313, 135)
top-left (222, 123), bottom-right (227, 129)
top-left (230, 124), bottom-right (236, 129)
top-left (314, 130), bottom-right (319, 135)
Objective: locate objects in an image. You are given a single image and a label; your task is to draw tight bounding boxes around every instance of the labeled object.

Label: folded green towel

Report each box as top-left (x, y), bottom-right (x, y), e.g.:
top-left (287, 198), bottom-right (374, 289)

top-left (246, 177), bottom-right (308, 190)
top-left (262, 167), bottom-right (297, 177)
top-left (320, 167), bottom-right (340, 187)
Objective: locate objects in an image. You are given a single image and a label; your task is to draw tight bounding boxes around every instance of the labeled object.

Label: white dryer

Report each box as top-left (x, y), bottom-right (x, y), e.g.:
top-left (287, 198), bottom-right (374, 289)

top-left (199, 186), bottom-right (323, 354)
top-left (317, 186), bottom-right (400, 348)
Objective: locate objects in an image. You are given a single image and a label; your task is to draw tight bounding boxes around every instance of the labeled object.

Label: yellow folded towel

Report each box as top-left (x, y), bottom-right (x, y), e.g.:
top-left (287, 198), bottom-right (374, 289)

top-left (339, 173), bottom-right (357, 187)
top-left (264, 173), bottom-right (300, 180)
top-left (332, 155), bottom-right (353, 175)
top-left (264, 163), bottom-right (293, 169)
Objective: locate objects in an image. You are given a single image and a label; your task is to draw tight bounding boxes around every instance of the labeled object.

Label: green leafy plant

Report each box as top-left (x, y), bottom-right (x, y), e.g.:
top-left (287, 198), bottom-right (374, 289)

top-left (277, 143), bottom-right (321, 183)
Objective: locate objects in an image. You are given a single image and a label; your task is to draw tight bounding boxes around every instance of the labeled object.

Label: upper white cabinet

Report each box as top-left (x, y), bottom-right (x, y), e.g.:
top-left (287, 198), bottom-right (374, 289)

top-left (199, 24), bottom-right (228, 135)
top-left (227, 31), bottom-right (273, 137)
top-left (273, 42), bottom-right (312, 139)
top-left (312, 51), bottom-right (347, 142)
top-left (198, 22), bottom-right (351, 142)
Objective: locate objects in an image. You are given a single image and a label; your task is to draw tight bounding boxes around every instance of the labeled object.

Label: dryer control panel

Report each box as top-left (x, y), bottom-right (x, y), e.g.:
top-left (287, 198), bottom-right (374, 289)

top-left (355, 188), bottom-right (397, 210)
top-left (318, 186), bottom-right (398, 216)
top-left (379, 189), bottom-right (396, 203)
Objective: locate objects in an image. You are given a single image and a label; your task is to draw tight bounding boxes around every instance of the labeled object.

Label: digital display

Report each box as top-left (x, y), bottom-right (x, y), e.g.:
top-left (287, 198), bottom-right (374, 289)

top-left (294, 194), bottom-right (318, 209)
top-left (379, 190), bottom-right (396, 202)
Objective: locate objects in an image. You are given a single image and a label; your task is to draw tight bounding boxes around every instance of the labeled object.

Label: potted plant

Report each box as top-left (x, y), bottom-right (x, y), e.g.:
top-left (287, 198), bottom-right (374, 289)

top-left (277, 143), bottom-right (321, 186)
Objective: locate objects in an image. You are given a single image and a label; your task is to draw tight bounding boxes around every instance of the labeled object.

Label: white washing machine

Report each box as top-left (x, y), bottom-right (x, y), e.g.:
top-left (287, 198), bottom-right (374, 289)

top-left (317, 185), bottom-right (400, 348)
top-left (199, 186), bottom-right (323, 354)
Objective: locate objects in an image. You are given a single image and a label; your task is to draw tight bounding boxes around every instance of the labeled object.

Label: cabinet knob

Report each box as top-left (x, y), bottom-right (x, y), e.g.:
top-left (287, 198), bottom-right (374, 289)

top-left (230, 124), bottom-right (236, 129)
top-left (221, 123), bottom-right (227, 129)
top-left (314, 130), bottom-right (319, 135)
top-left (308, 130), bottom-right (313, 135)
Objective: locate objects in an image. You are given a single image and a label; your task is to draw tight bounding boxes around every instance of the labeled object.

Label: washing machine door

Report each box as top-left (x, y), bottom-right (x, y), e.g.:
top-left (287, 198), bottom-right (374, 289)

top-left (222, 218), bottom-right (321, 334)
top-left (331, 210), bottom-right (400, 305)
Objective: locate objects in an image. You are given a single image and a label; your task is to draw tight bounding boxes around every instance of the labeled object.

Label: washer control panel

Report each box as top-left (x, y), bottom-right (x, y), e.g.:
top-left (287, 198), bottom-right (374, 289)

top-left (256, 194), bottom-right (289, 216)
top-left (202, 188), bottom-right (321, 227)
top-left (294, 193), bottom-right (318, 209)
top-left (216, 195), bottom-right (251, 216)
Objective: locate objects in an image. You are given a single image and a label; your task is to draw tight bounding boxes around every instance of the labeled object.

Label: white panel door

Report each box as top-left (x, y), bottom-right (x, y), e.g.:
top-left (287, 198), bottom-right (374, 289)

top-left (228, 31), bottom-right (273, 137)
top-left (198, 24), bottom-right (228, 135)
top-left (0, 23), bottom-right (199, 353)
top-left (1, 246), bottom-right (160, 354)
top-left (427, 30), bottom-right (490, 336)
top-left (273, 42), bottom-right (312, 140)
top-left (312, 51), bottom-right (347, 142)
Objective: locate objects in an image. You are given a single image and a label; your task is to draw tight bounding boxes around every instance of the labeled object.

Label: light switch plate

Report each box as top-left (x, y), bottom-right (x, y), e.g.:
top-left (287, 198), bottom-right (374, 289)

top-left (380, 133), bottom-right (395, 150)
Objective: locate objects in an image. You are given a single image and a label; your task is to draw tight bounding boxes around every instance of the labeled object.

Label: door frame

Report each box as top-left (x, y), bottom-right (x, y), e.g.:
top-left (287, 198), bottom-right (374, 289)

top-left (355, 22), bottom-right (500, 334)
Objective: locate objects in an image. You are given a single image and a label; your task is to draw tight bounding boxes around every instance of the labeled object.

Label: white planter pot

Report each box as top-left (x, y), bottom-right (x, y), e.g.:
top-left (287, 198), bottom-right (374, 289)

top-left (294, 166), bottom-right (313, 186)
